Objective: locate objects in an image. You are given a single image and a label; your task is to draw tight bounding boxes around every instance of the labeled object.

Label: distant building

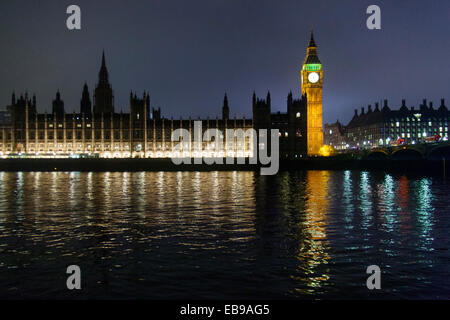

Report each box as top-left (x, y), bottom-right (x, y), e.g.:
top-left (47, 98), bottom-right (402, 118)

top-left (324, 121), bottom-right (345, 150)
top-left (326, 99), bottom-right (449, 150)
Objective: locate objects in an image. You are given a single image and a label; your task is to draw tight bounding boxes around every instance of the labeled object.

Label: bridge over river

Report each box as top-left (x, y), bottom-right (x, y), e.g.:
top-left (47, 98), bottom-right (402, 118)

top-left (361, 141), bottom-right (450, 160)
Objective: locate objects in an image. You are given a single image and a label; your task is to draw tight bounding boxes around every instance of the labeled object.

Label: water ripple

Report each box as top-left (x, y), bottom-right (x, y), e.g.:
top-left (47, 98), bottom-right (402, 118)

top-left (0, 171), bottom-right (449, 299)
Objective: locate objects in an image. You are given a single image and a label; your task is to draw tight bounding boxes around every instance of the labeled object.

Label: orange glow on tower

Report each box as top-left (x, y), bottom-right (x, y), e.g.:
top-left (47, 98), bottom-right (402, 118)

top-left (301, 31), bottom-right (324, 156)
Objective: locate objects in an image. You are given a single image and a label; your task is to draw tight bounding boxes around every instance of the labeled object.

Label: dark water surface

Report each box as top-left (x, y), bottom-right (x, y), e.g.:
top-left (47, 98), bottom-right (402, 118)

top-left (0, 171), bottom-right (449, 299)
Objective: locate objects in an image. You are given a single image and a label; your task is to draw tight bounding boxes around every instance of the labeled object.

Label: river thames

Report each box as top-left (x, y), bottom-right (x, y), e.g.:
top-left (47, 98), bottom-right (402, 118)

top-left (0, 171), bottom-right (449, 299)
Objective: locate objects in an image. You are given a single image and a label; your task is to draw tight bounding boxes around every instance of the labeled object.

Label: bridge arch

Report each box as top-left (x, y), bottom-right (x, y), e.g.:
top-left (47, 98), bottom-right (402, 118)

top-left (428, 144), bottom-right (450, 160)
top-left (391, 147), bottom-right (424, 160)
top-left (366, 150), bottom-right (388, 160)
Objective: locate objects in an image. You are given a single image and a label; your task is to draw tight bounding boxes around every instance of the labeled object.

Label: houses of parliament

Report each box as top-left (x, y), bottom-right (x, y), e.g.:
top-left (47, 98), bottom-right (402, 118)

top-left (0, 33), bottom-right (324, 159)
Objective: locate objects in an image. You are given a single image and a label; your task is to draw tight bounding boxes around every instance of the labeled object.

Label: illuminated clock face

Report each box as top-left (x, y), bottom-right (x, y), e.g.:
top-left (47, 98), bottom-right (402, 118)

top-left (308, 72), bottom-right (319, 83)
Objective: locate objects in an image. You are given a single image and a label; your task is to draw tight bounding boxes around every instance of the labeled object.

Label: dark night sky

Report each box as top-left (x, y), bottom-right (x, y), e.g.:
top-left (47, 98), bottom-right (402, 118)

top-left (0, 0), bottom-right (449, 124)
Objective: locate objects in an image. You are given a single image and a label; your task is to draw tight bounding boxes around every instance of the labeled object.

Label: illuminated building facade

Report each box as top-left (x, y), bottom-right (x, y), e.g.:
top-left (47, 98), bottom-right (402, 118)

top-left (325, 99), bottom-right (450, 149)
top-left (0, 33), bottom-right (319, 159)
top-left (301, 32), bottom-right (324, 156)
top-left (0, 91), bottom-right (255, 159)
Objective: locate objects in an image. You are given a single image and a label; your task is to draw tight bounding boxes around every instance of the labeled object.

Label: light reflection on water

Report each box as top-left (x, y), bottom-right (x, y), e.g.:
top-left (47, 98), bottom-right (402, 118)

top-left (0, 171), bottom-right (449, 299)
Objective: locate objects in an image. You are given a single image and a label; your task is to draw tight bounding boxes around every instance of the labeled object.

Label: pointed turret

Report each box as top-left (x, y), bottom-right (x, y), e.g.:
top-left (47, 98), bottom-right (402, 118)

top-left (30, 93), bottom-right (37, 114)
top-left (52, 90), bottom-right (65, 117)
top-left (287, 91), bottom-right (293, 105)
top-left (400, 99), bottom-right (408, 111)
top-left (308, 30), bottom-right (317, 48)
top-left (382, 99), bottom-right (390, 112)
top-left (222, 93), bottom-right (230, 120)
top-left (223, 93), bottom-right (229, 107)
top-left (439, 99), bottom-right (447, 111)
top-left (80, 83), bottom-right (92, 114)
top-left (94, 51), bottom-right (114, 114)
top-left (304, 31), bottom-right (321, 65)
top-left (98, 50), bottom-right (109, 84)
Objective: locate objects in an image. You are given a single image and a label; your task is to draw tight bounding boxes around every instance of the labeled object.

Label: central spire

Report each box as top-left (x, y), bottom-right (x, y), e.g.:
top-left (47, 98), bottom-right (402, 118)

top-left (308, 30), bottom-right (316, 48)
top-left (94, 50), bottom-right (114, 113)
top-left (98, 50), bottom-right (109, 84)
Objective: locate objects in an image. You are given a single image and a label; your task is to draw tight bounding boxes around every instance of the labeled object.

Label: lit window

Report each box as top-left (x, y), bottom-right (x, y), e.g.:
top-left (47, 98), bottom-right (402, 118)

top-left (296, 112), bottom-right (301, 118)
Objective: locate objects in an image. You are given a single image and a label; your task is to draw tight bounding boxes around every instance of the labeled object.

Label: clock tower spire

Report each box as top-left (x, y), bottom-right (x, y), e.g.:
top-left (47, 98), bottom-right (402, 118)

top-left (301, 30), bottom-right (324, 156)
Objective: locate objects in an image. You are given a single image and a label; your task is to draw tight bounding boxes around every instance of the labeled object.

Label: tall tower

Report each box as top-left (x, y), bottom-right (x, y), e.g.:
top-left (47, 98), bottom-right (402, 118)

top-left (93, 51), bottom-right (114, 114)
top-left (52, 90), bottom-right (65, 117)
top-left (80, 83), bottom-right (92, 114)
top-left (301, 31), bottom-right (324, 156)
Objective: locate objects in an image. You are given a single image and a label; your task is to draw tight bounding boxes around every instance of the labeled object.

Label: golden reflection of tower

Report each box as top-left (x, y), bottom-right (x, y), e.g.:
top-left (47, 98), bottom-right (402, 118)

top-left (295, 170), bottom-right (331, 292)
top-left (304, 171), bottom-right (329, 240)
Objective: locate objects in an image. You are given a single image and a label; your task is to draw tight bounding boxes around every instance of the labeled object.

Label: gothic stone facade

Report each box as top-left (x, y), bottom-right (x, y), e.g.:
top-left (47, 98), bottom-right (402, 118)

top-left (0, 51), bottom-right (309, 159)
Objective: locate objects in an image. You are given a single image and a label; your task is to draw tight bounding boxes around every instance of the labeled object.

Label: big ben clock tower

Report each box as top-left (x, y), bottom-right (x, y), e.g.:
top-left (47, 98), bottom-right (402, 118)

top-left (301, 31), bottom-right (324, 156)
